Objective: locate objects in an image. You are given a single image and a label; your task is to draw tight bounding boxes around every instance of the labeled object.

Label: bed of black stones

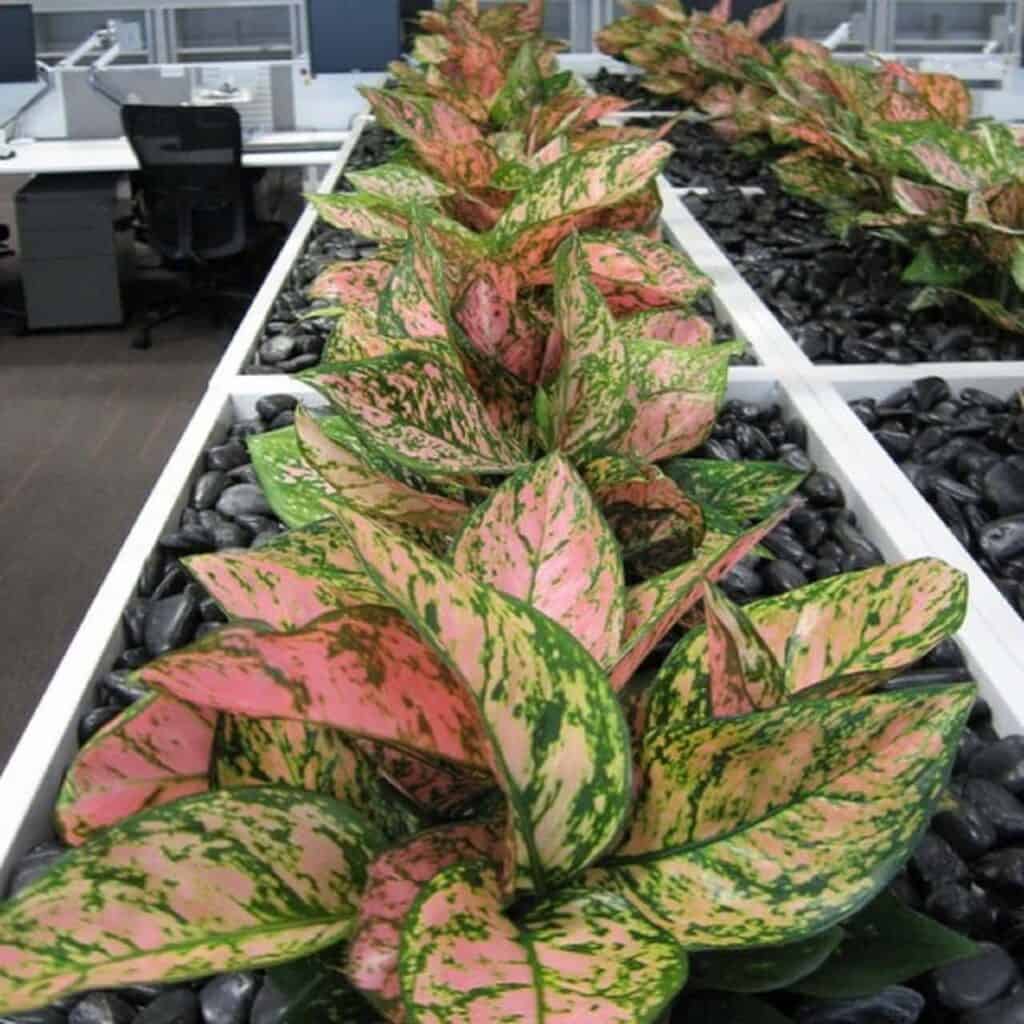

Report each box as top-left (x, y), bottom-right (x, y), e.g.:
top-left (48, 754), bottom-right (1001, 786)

top-left (851, 379), bottom-right (1024, 630)
top-left (6, 393), bottom-right (1020, 1022)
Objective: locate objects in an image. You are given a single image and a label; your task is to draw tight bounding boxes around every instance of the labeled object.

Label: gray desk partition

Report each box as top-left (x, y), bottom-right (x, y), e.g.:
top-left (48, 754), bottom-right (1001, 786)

top-left (61, 67), bottom-right (190, 139)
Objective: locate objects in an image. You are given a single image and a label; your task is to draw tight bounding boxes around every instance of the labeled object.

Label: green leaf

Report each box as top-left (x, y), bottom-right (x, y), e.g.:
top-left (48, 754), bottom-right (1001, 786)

top-left (1013, 241), bottom-right (1024, 294)
top-left (259, 945), bottom-right (380, 1023)
top-left (676, 992), bottom-right (795, 1023)
top-left (490, 38), bottom-right (543, 127)
top-left (248, 427), bottom-right (340, 529)
top-left (399, 862), bottom-right (688, 1023)
top-left (0, 788), bottom-right (383, 1014)
top-left (347, 162), bottom-right (454, 203)
top-left (591, 686), bottom-right (974, 949)
top-left (949, 290), bottom-right (1024, 335)
top-left (661, 459), bottom-right (807, 524)
top-left (690, 930), bottom-right (842, 993)
top-left (902, 243), bottom-right (978, 287)
top-left (335, 506), bottom-right (632, 896)
top-left (791, 891), bottom-right (977, 998)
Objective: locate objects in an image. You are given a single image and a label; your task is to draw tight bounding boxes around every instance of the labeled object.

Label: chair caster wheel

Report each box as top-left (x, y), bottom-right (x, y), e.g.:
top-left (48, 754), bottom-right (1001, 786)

top-left (132, 330), bottom-right (152, 350)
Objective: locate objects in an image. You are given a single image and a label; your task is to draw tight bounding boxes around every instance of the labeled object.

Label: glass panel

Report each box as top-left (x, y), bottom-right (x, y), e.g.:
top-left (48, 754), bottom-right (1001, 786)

top-left (893, 1), bottom-right (1015, 52)
top-left (34, 9), bottom-right (149, 61)
top-left (173, 5), bottom-right (292, 55)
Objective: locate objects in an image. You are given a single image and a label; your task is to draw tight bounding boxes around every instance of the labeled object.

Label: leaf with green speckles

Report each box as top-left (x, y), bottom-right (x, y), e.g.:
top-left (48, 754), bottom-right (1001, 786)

top-left (185, 520), bottom-right (382, 629)
top-left (452, 454), bottom-right (626, 668)
top-left (661, 459), bottom-right (808, 525)
top-left (334, 505), bottom-right (632, 896)
top-left (611, 341), bottom-right (737, 463)
top-left (348, 820), bottom-right (504, 1017)
top-left (592, 686), bottom-right (974, 948)
top-left (321, 305), bottom-right (396, 363)
top-left (612, 505), bottom-right (791, 692)
top-left (616, 309), bottom-right (715, 348)
top-left (399, 861), bottom-right (687, 1023)
top-left (704, 581), bottom-right (786, 717)
top-left (550, 234), bottom-right (633, 460)
top-left (646, 559), bottom-right (969, 733)
top-left (0, 788), bottom-right (383, 1015)
top-left (347, 163), bottom-right (454, 203)
top-left (294, 406), bottom-right (468, 535)
top-left (490, 38), bottom-right (543, 127)
top-left (309, 260), bottom-right (394, 304)
top-left (139, 607), bottom-right (491, 776)
top-left (260, 945), bottom-right (380, 1023)
top-left (583, 454), bottom-right (704, 580)
top-left (300, 353), bottom-right (527, 477)
top-left (488, 140), bottom-right (671, 274)
top-left (55, 693), bottom-right (214, 846)
top-left (213, 716), bottom-right (418, 840)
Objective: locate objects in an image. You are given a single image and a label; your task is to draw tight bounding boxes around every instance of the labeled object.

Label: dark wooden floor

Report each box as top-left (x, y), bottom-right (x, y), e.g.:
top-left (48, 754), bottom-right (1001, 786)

top-left (0, 176), bottom-right (227, 769)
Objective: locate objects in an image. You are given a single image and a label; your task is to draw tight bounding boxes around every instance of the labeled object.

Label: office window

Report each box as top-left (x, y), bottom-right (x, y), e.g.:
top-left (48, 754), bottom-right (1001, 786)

top-left (892, 1), bottom-right (1015, 52)
top-left (34, 9), bottom-right (151, 63)
top-left (171, 3), bottom-right (295, 62)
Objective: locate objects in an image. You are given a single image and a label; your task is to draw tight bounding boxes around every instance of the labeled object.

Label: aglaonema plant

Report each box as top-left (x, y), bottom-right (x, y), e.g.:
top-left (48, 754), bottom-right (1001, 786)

top-left (0, 461), bottom-right (973, 1019)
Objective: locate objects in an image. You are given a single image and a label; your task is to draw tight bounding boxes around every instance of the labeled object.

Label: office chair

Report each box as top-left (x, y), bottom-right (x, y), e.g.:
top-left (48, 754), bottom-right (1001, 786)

top-left (121, 104), bottom-right (262, 350)
top-left (0, 224), bottom-right (25, 333)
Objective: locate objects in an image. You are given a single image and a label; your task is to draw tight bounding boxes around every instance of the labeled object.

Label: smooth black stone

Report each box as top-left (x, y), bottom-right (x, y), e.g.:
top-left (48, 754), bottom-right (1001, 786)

top-left (984, 462), bottom-right (1024, 517)
top-left (275, 353), bottom-right (320, 373)
top-left (980, 516), bottom-right (1024, 564)
top-left (763, 559), bottom-right (809, 594)
top-left (850, 398), bottom-right (879, 427)
top-left (703, 438), bottom-right (741, 460)
top-left (151, 565), bottom-right (190, 601)
top-left (158, 525), bottom-right (213, 555)
top-left (199, 973), bottom-right (259, 1024)
top-left (762, 529), bottom-right (809, 564)
top-left (787, 419), bottom-right (809, 447)
top-left (875, 428), bottom-right (914, 459)
top-left (968, 736), bottom-right (1024, 794)
top-left (268, 410), bottom-right (295, 430)
top-left (963, 388), bottom-right (1009, 411)
top-left (194, 622), bottom-right (221, 640)
top-left (934, 475), bottom-right (983, 503)
top-left (216, 485), bottom-right (273, 520)
top-left (122, 600), bottom-right (149, 648)
top-left (68, 993), bottom-right (135, 1024)
top-left (191, 471), bottom-right (227, 510)
top-left (258, 334), bottom-right (298, 364)
top-left (137, 549), bottom-right (164, 598)
top-left (964, 780), bottom-right (1024, 841)
top-left (212, 522), bottom-right (250, 550)
top-left (831, 519), bottom-right (884, 568)
top-left (6, 841), bottom-right (64, 898)
top-left (960, 991), bottom-right (1024, 1023)
top-left (114, 647), bottom-right (149, 670)
top-left (226, 418), bottom-right (264, 442)
top-left (912, 424), bottom-right (948, 459)
top-left (144, 592), bottom-right (200, 658)
top-left (78, 705), bottom-right (120, 745)
top-left (974, 848), bottom-right (1024, 897)
top-left (912, 832), bottom-right (969, 889)
top-left (923, 881), bottom-right (995, 935)
top-left (0, 1009), bottom-right (67, 1022)
top-left (914, 376), bottom-right (951, 410)
top-left (721, 562), bottom-right (764, 601)
top-left (225, 465), bottom-right (258, 486)
top-left (795, 986), bottom-right (924, 1023)
top-left (199, 595), bottom-right (227, 623)
top-left (99, 671), bottom-right (149, 708)
top-left (133, 992), bottom-right (199, 1024)
top-left (972, 698), bottom-right (995, 727)
top-left (926, 637), bottom-right (967, 669)
top-left (933, 799), bottom-right (998, 861)
top-left (802, 472), bottom-right (844, 507)
top-left (234, 514), bottom-right (276, 536)
top-left (779, 446), bottom-right (814, 473)
top-left (206, 441), bottom-right (248, 472)
top-left (930, 943), bottom-right (1018, 1011)
top-left (958, 729), bottom-right (988, 774)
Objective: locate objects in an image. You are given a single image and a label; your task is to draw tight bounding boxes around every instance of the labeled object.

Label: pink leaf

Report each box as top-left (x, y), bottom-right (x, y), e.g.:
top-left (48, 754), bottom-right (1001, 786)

top-left (309, 261), bottom-right (393, 303)
top-left (617, 309), bottom-right (715, 347)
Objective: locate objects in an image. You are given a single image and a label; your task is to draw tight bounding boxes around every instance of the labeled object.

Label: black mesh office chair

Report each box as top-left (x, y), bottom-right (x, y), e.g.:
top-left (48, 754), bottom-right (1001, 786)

top-left (122, 104), bottom-right (258, 349)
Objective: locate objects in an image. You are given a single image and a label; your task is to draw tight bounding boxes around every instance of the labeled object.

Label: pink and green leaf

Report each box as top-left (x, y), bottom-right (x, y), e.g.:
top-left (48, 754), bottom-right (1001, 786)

top-left (0, 788), bottom-right (383, 1014)
top-left (300, 353), bottom-right (527, 477)
top-left (348, 820), bottom-right (504, 1017)
top-left (322, 305), bottom-right (397, 364)
top-left (334, 506), bottom-right (632, 896)
top-left (593, 687), bottom-right (973, 948)
top-left (452, 454), bottom-right (626, 667)
top-left (399, 861), bottom-right (687, 1023)
top-left (550, 234), bottom-right (634, 459)
top-left (55, 693), bottom-right (214, 846)
top-left (139, 606), bottom-right (492, 774)
top-left (347, 163), bottom-right (455, 203)
top-left (617, 309), bottom-right (715, 348)
top-left (309, 260), bottom-right (394, 304)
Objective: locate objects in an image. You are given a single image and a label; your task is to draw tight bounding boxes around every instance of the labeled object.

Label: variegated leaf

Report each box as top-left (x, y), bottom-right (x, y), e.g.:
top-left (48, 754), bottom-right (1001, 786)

top-left (213, 716), bottom-right (418, 840)
top-left (309, 261), bottom-right (394, 304)
top-left (294, 406), bottom-right (469, 535)
top-left (592, 687), bottom-right (973, 948)
top-left (704, 582), bottom-right (786, 718)
top-left (400, 861), bottom-right (687, 1024)
top-left (747, 0), bottom-right (786, 38)
top-left (611, 506), bottom-right (791, 691)
top-left (891, 178), bottom-right (957, 218)
top-left (0, 788), bottom-right (383, 1014)
top-left (617, 309), bottom-right (715, 348)
top-left (260, 946), bottom-right (379, 1024)
top-left (55, 693), bottom-right (214, 846)
top-left (348, 820), bottom-right (504, 1018)
top-left (185, 520), bottom-right (380, 629)
top-left (452, 454), bottom-right (626, 667)
top-left (311, 194), bottom-right (409, 246)
top-left (645, 559), bottom-right (968, 732)
top-left (661, 459), bottom-right (807, 526)
top-left (301, 353), bottom-right (526, 477)
top-left (612, 342), bottom-right (737, 463)
top-left (550, 234), bottom-right (633, 459)
top-left (322, 305), bottom-right (395, 363)
top-left (347, 163), bottom-right (454, 203)
top-left (140, 607), bottom-right (491, 774)
top-left (489, 141), bottom-right (672, 273)
top-left (334, 506), bottom-right (632, 895)
top-left (377, 217), bottom-right (452, 345)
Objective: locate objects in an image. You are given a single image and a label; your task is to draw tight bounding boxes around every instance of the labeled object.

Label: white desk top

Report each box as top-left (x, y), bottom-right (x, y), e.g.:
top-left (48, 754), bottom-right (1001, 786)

top-left (0, 131), bottom-right (350, 175)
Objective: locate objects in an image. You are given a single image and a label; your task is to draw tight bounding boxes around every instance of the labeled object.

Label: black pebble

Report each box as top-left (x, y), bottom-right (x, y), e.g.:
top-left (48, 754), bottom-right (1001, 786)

top-left (960, 990), bottom-right (1024, 1023)
top-left (144, 592), bottom-right (200, 658)
top-left (968, 736), bottom-right (1024, 794)
top-left (802, 472), bottom-right (844, 507)
top-left (980, 516), bottom-right (1024, 564)
top-left (68, 993), bottom-right (135, 1024)
top-left (205, 442), bottom-right (248, 472)
top-left (933, 799), bottom-right (998, 860)
top-left (763, 559), bottom-right (809, 593)
top-left (974, 848), bottom-right (1024, 898)
top-left (924, 881), bottom-right (995, 935)
top-left (191, 471), bottom-right (227, 510)
top-left (984, 461), bottom-right (1024, 517)
top-left (216, 485), bottom-right (273, 520)
top-left (6, 841), bottom-right (65, 898)
top-left (965, 780), bottom-right (1024, 841)
top-left (930, 943), bottom-right (1018, 1011)
top-left (795, 986), bottom-right (925, 1023)
top-left (77, 706), bottom-right (120, 746)
top-left (255, 394), bottom-right (299, 422)
top-left (912, 832), bottom-right (969, 889)
top-left (199, 972), bottom-right (259, 1024)
top-left (133, 991), bottom-right (200, 1024)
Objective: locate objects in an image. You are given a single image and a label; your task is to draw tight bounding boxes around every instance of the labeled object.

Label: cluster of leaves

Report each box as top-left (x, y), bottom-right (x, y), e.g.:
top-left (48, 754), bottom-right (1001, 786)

top-left (0, 2), bottom-right (980, 1021)
top-left (600, 1), bottom-right (1024, 332)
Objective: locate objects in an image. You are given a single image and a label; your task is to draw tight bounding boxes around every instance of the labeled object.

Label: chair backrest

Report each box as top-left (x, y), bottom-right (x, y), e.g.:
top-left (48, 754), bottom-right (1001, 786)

top-left (121, 104), bottom-right (247, 263)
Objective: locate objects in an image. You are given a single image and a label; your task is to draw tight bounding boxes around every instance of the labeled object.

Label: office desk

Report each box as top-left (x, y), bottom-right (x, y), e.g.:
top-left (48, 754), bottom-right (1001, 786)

top-left (0, 131), bottom-right (350, 176)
